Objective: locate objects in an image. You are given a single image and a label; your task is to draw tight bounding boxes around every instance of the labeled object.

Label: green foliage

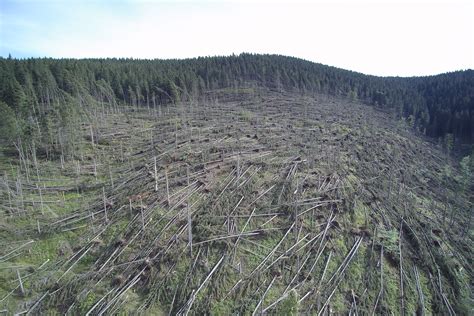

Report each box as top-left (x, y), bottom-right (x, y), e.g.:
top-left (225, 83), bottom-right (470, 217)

top-left (79, 291), bottom-right (97, 313)
top-left (443, 133), bottom-right (454, 154)
top-left (351, 198), bottom-right (368, 227)
top-left (210, 299), bottom-right (234, 315)
top-left (407, 115), bottom-right (415, 129)
top-left (277, 289), bottom-right (299, 315)
top-left (0, 54), bottom-right (473, 151)
top-left (372, 91), bottom-right (387, 106)
top-left (167, 80), bottom-right (180, 104)
top-left (381, 264), bottom-right (401, 313)
top-left (0, 101), bottom-right (19, 142)
top-left (348, 89), bottom-right (357, 100)
top-left (377, 229), bottom-right (399, 254)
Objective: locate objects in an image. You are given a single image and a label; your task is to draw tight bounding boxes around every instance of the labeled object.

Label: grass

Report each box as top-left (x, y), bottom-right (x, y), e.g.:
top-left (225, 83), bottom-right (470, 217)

top-left (0, 89), bottom-right (471, 314)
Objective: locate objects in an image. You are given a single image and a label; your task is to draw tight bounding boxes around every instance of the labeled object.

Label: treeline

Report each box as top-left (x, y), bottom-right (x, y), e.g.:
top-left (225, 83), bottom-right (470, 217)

top-left (0, 53), bottom-right (473, 154)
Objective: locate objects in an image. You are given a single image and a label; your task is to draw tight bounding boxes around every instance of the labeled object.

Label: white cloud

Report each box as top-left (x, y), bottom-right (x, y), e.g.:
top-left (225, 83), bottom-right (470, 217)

top-left (0, 0), bottom-right (472, 76)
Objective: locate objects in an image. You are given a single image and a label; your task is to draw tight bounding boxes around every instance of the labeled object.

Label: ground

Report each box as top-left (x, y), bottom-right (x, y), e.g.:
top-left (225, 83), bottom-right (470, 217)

top-left (0, 88), bottom-right (472, 314)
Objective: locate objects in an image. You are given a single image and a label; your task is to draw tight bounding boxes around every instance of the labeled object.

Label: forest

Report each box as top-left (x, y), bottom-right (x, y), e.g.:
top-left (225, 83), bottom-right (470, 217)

top-left (0, 54), bottom-right (473, 315)
top-left (1, 54), bottom-right (473, 155)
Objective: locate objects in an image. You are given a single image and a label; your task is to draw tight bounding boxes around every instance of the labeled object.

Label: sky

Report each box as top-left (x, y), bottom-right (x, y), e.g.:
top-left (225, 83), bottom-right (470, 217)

top-left (0, 0), bottom-right (473, 77)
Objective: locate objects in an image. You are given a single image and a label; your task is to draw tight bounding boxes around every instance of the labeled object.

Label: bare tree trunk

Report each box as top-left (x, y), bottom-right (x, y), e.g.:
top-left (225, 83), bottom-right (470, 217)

top-left (90, 125), bottom-right (95, 147)
top-left (103, 187), bottom-right (108, 222)
top-left (187, 166), bottom-right (192, 257)
top-left (165, 168), bottom-right (170, 205)
top-left (17, 270), bottom-right (25, 296)
top-left (154, 157), bottom-right (158, 192)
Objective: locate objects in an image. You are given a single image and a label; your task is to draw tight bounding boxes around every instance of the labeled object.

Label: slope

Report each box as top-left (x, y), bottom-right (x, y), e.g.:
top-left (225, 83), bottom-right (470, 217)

top-left (0, 88), bottom-right (471, 314)
top-left (1, 54), bottom-right (473, 155)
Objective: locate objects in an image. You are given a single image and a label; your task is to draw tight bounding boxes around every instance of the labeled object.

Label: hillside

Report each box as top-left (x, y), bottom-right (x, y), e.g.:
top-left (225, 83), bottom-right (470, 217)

top-left (0, 84), bottom-right (472, 314)
top-left (1, 54), bottom-right (473, 154)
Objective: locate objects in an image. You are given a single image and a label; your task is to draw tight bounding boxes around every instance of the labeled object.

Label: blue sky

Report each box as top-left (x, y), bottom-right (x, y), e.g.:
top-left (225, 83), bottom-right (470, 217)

top-left (1, 0), bottom-right (473, 76)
